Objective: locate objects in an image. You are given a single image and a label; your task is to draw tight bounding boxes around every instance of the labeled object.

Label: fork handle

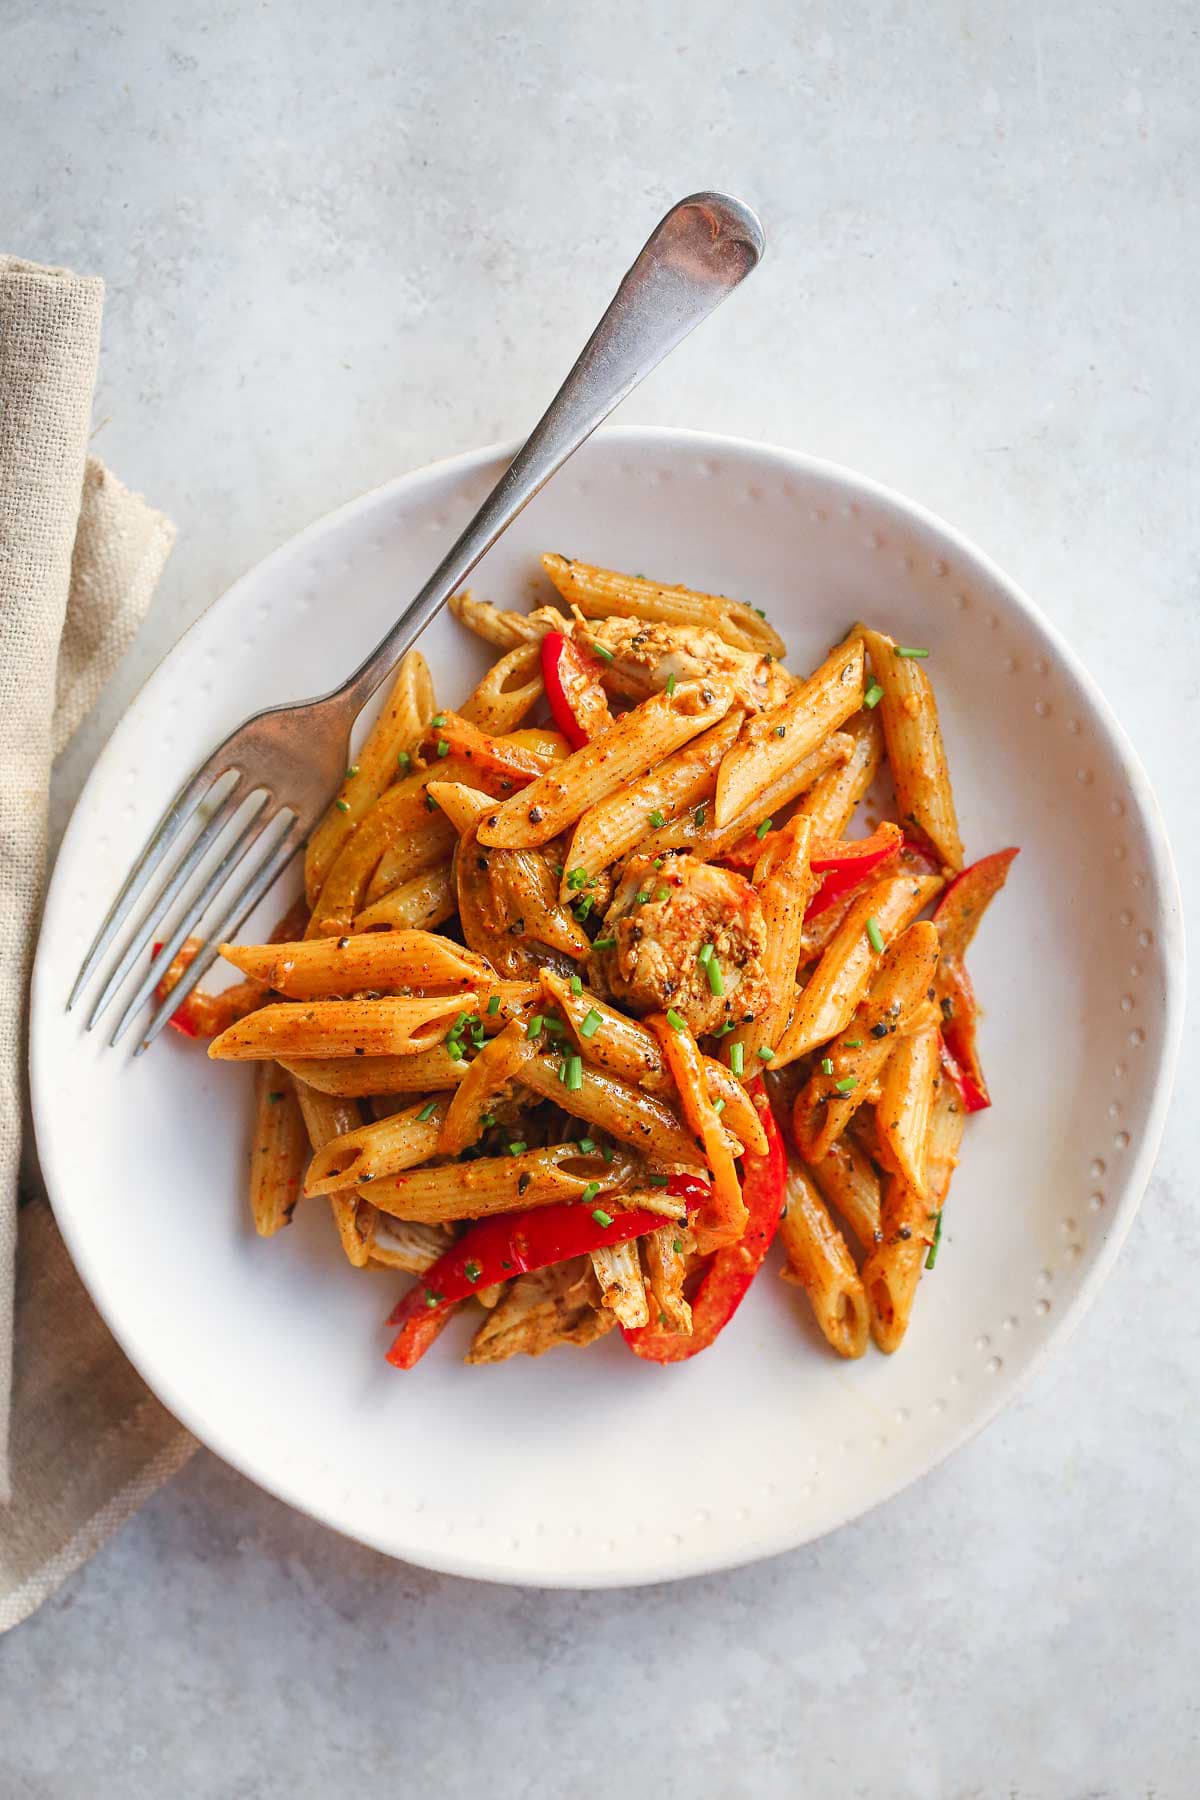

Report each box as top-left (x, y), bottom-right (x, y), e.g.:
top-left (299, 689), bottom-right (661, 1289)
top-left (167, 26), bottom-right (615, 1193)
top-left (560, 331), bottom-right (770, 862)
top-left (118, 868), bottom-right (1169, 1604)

top-left (338, 191), bottom-right (765, 713)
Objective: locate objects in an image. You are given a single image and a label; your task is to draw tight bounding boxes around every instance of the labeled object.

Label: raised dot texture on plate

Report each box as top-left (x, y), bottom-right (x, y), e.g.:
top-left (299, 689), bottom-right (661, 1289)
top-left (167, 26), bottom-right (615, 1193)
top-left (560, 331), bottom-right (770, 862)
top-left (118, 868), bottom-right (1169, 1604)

top-left (29, 426), bottom-right (1184, 1587)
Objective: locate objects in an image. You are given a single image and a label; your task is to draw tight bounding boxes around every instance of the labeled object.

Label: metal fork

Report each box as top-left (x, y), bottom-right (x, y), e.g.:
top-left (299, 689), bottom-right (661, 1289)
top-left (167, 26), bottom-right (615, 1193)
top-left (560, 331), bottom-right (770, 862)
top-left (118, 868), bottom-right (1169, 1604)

top-left (68, 191), bottom-right (765, 1051)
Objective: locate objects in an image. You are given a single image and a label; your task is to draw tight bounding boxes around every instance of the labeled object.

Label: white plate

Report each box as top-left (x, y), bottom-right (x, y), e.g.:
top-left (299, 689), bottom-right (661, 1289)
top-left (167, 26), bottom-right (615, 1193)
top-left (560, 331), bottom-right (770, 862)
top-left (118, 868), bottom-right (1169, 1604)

top-left (31, 429), bottom-right (1185, 1587)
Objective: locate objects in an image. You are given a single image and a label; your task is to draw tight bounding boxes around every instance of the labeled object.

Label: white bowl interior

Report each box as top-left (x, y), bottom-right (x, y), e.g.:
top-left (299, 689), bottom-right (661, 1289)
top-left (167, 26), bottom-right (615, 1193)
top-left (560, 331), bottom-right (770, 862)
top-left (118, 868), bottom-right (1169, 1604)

top-left (31, 430), bottom-right (1184, 1585)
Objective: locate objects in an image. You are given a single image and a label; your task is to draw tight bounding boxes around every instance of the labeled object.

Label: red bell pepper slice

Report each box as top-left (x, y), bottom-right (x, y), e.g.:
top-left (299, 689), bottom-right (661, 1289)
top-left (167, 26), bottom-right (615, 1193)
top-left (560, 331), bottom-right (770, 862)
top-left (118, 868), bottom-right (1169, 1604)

top-left (803, 822), bottom-right (903, 919)
top-left (384, 1175), bottom-right (708, 1369)
top-left (150, 940), bottom-right (203, 1038)
top-left (932, 848), bottom-right (1019, 1110)
top-left (623, 1078), bottom-right (786, 1364)
top-left (540, 631), bottom-right (612, 750)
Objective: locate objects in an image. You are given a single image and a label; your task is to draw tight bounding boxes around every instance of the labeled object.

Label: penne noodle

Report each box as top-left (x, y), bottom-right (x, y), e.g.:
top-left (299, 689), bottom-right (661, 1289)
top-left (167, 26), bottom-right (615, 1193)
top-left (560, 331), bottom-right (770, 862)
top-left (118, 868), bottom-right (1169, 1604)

top-left (856, 624), bottom-right (963, 871)
top-left (368, 1143), bottom-right (634, 1224)
top-left (539, 971), bottom-right (767, 1155)
top-left (728, 814), bottom-right (815, 1062)
top-left (307, 777), bottom-right (457, 938)
top-left (591, 1240), bottom-right (650, 1329)
top-left (559, 708), bottom-right (744, 895)
top-left (640, 1223), bottom-right (693, 1335)
top-left (541, 552), bottom-right (788, 659)
top-left (208, 995), bottom-right (475, 1062)
top-left (278, 1044), bottom-right (467, 1096)
top-left (859, 919), bottom-right (941, 1035)
top-left (807, 1133), bottom-right (882, 1254)
top-left (772, 874), bottom-right (943, 1065)
top-left (292, 1079), bottom-right (373, 1266)
top-left (476, 678), bottom-right (737, 849)
top-left (458, 641), bottom-right (544, 734)
top-left (633, 732), bottom-right (851, 867)
top-left (449, 588), bottom-right (547, 650)
top-left (352, 862), bottom-right (456, 934)
top-left (248, 1068), bottom-right (308, 1237)
top-left (649, 1014), bottom-right (747, 1252)
top-left (304, 648), bottom-right (435, 908)
top-left (303, 1097), bottom-right (450, 1196)
top-left (778, 1159), bottom-right (869, 1358)
top-left (874, 1024), bottom-right (941, 1196)
top-left (796, 709), bottom-right (885, 839)
top-left (424, 779), bottom-right (495, 835)
top-left (436, 1019), bottom-right (541, 1155)
top-left (864, 1072), bottom-right (965, 1353)
top-left (220, 930), bottom-right (492, 999)
top-left (369, 1216), bottom-right (454, 1274)
top-left (714, 641), bottom-right (865, 828)
top-left (519, 1052), bottom-right (704, 1171)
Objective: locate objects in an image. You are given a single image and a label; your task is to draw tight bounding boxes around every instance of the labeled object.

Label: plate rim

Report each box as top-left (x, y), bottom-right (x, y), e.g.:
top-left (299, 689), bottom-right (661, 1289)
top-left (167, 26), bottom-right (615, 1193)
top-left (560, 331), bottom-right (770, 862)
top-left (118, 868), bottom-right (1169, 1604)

top-left (31, 424), bottom-right (1187, 1587)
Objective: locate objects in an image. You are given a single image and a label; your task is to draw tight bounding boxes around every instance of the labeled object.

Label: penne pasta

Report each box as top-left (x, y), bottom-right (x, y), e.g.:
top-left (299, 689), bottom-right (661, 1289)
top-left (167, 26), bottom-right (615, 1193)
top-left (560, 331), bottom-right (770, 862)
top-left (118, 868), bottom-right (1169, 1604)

top-left (640, 1223), bottom-right (693, 1335)
top-left (248, 1068), bottom-right (308, 1237)
top-left (806, 1133), bottom-right (882, 1254)
top-left (458, 640), bottom-right (544, 733)
top-left (874, 1024), bottom-right (941, 1196)
top-left (633, 732), bottom-right (851, 867)
top-left (714, 640), bottom-right (865, 828)
top-left (772, 874), bottom-right (943, 1065)
top-left (307, 777), bottom-right (457, 938)
top-left (304, 649), bottom-right (435, 907)
top-left (591, 1240), bottom-right (650, 1329)
top-left (368, 1143), bottom-right (634, 1224)
top-left (649, 1014), bottom-right (747, 1252)
top-left (559, 708), bottom-right (744, 894)
top-left (292, 1079), bottom-right (373, 1266)
top-left (863, 1072), bottom-right (965, 1353)
top-left (303, 1097), bottom-right (450, 1196)
top-left (519, 1052), bottom-right (704, 1172)
top-left (856, 624), bottom-right (963, 871)
top-left (778, 1158), bottom-right (869, 1358)
top-left (449, 588), bottom-right (547, 650)
top-left (436, 1019), bottom-right (541, 1155)
top-left (352, 863), bottom-right (457, 934)
top-left (727, 814), bottom-right (815, 1062)
top-left (220, 930), bottom-right (492, 999)
top-left (208, 994), bottom-right (475, 1062)
top-left (541, 553), bottom-right (788, 659)
top-left (795, 709), bottom-right (885, 839)
top-left (476, 678), bottom-right (737, 849)
top-left (423, 779), bottom-right (494, 835)
top-left (277, 1044), bottom-right (467, 1096)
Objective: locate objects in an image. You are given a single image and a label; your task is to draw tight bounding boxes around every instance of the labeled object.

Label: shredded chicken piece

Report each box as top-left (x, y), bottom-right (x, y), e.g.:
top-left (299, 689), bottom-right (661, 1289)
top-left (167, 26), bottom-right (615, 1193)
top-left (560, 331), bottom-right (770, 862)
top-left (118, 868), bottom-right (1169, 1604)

top-left (465, 1258), bottom-right (614, 1363)
top-left (590, 852), bottom-right (770, 1036)
top-left (580, 615), bottom-right (791, 713)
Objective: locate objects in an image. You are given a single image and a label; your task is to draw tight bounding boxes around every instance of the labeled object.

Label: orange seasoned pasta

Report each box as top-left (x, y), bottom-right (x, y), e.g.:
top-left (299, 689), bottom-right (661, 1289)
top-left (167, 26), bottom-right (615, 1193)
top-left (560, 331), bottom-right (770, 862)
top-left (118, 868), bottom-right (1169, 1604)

top-left (171, 557), bottom-right (1009, 1371)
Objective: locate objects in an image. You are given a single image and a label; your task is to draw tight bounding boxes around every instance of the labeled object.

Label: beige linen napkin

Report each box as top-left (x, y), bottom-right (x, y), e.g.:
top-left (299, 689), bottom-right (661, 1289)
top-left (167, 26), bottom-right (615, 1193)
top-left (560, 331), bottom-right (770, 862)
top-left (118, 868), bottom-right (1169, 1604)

top-left (0, 257), bottom-right (192, 1632)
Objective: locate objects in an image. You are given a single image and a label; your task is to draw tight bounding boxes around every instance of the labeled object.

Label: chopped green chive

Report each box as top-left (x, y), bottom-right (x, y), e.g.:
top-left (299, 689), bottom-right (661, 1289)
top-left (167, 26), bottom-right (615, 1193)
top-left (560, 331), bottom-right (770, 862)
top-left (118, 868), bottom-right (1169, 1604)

top-left (506, 1141), bottom-right (526, 1156)
top-left (592, 936), bottom-right (616, 951)
top-left (706, 958), bottom-right (725, 997)
top-left (712, 1097), bottom-right (726, 1116)
top-left (653, 857), bottom-right (664, 869)
top-left (566, 867), bottom-right (587, 890)
top-left (925, 1211), bottom-right (943, 1269)
top-left (602, 1145), bottom-right (614, 1163)
top-left (648, 1174), bottom-right (670, 1188)
top-left (757, 1047), bottom-right (775, 1061)
top-left (335, 798), bottom-right (350, 813)
top-left (754, 606), bottom-right (767, 619)
top-left (697, 943), bottom-right (713, 965)
top-left (580, 1008), bottom-right (603, 1039)
top-left (563, 1054), bottom-right (583, 1092)
top-left (636, 891), bottom-right (651, 906)
top-left (424, 1289), bottom-right (443, 1308)
top-left (267, 1091), bottom-right (284, 1103)
top-left (570, 974), bottom-right (583, 996)
top-left (648, 809), bottom-right (665, 830)
top-left (574, 894), bottom-right (593, 921)
top-left (672, 1238), bottom-right (684, 1254)
top-left (896, 646), bottom-right (930, 659)
top-left (866, 916), bottom-right (885, 954)
top-left (425, 794), bottom-right (438, 811)
top-left (864, 681), bottom-right (884, 709)
top-left (480, 1114), bottom-right (496, 1129)
top-left (345, 764), bottom-right (360, 778)
top-left (666, 1008), bottom-right (687, 1033)
top-left (486, 994), bottom-right (501, 1015)
top-left (430, 713), bottom-right (447, 728)
top-left (580, 1180), bottom-right (601, 1205)
top-left (729, 1042), bottom-right (745, 1077)
top-left (543, 1018), bottom-right (566, 1037)
top-left (577, 1137), bottom-right (597, 1155)
top-left (665, 673), bottom-right (677, 696)
top-left (591, 641), bottom-right (614, 662)
top-left (654, 885), bottom-right (670, 902)
top-left (844, 1039), bottom-right (863, 1048)
top-left (834, 1076), bottom-right (857, 1094)
top-left (396, 750), bottom-right (411, 771)
top-left (694, 804), bottom-right (707, 828)
top-left (446, 1039), bottom-right (465, 1060)
top-left (755, 817), bottom-right (773, 840)
top-left (821, 1057), bottom-right (834, 1076)
top-left (436, 738), bottom-right (450, 757)
top-left (591, 1207), bottom-right (614, 1227)
top-left (774, 725), bottom-right (786, 739)
top-left (464, 1260), bottom-right (482, 1284)
top-left (416, 1100), bottom-right (438, 1122)
top-left (713, 1019), bottom-right (735, 1036)
top-left (526, 1014), bottom-right (543, 1039)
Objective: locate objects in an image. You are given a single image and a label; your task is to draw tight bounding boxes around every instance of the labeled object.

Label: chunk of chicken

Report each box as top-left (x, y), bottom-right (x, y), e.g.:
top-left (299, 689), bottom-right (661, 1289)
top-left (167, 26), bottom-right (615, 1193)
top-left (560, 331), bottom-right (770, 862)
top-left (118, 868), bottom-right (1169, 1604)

top-left (465, 1258), bottom-right (615, 1363)
top-left (582, 615), bottom-right (791, 713)
top-left (590, 853), bottom-right (770, 1037)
